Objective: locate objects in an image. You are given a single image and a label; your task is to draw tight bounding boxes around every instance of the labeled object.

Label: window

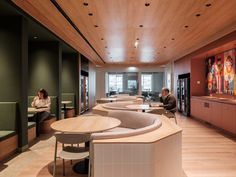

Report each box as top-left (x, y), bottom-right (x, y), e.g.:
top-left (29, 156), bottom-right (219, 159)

top-left (108, 74), bottom-right (123, 92)
top-left (141, 74), bottom-right (152, 91)
top-left (128, 80), bottom-right (137, 89)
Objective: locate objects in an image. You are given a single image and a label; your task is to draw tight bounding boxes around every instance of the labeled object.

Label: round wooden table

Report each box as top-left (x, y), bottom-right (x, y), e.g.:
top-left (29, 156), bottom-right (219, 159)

top-left (99, 97), bottom-right (117, 102)
top-left (51, 115), bottom-right (121, 133)
top-left (126, 104), bottom-right (164, 112)
top-left (51, 115), bottom-right (121, 174)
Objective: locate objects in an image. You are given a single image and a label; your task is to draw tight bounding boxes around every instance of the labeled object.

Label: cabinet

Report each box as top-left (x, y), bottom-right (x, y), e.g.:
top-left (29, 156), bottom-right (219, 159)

top-left (221, 104), bottom-right (236, 134)
top-left (191, 97), bottom-right (236, 135)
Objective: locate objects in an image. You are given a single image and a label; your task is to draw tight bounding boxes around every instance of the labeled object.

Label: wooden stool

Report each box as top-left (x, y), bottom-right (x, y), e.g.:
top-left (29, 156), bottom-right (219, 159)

top-left (65, 109), bottom-right (75, 118)
top-left (40, 117), bottom-right (56, 134)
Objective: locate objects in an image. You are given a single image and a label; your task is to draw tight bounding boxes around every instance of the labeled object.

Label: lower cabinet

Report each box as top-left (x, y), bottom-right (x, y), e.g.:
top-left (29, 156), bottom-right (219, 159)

top-left (191, 97), bottom-right (236, 135)
top-left (221, 104), bottom-right (236, 134)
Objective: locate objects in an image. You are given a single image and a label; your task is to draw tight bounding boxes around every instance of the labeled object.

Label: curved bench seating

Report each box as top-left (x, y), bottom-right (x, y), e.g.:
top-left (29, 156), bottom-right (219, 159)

top-left (101, 101), bottom-right (136, 110)
top-left (91, 103), bottom-right (182, 177)
top-left (91, 110), bottom-right (162, 140)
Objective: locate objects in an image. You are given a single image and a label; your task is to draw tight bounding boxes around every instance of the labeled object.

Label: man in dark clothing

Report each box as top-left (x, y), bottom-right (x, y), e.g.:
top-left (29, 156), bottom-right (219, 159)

top-left (148, 87), bottom-right (177, 123)
top-left (159, 87), bottom-right (177, 113)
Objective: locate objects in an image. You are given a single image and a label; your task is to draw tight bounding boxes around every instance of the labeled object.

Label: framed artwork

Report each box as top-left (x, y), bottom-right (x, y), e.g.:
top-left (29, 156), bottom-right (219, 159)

top-left (206, 48), bottom-right (236, 95)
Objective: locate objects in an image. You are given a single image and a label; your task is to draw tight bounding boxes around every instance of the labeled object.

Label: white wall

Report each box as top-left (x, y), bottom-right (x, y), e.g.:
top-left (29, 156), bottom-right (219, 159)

top-left (164, 61), bottom-right (174, 93)
top-left (96, 65), bottom-right (165, 99)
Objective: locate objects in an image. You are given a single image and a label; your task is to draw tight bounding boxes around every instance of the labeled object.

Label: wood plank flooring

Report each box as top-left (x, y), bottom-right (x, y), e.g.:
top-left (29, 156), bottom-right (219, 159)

top-left (0, 113), bottom-right (235, 177)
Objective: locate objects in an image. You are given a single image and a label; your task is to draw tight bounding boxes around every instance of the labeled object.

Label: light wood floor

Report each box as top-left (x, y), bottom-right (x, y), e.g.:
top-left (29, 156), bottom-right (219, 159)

top-left (0, 114), bottom-right (235, 177)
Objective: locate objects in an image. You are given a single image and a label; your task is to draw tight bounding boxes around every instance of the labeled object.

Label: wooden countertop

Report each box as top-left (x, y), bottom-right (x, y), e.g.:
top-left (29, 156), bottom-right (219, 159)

top-left (191, 96), bottom-right (236, 105)
top-left (92, 104), bottom-right (182, 144)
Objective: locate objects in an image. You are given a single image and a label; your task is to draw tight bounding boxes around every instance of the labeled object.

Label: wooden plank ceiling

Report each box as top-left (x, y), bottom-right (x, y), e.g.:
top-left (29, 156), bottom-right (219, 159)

top-left (12, 0), bottom-right (236, 65)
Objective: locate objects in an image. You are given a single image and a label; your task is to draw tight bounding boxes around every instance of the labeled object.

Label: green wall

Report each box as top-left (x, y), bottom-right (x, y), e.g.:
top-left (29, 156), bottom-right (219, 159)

top-left (28, 42), bottom-right (61, 118)
top-left (0, 16), bottom-right (22, 101)
top-left (0, 16), bottom-right (28, 149)
top-left (62, 53), bottom-right (79, 114)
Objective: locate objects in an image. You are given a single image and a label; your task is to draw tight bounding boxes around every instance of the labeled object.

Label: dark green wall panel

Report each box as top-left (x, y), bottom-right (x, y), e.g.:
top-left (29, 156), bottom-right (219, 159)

top-left (0, 16), bottom-right (21, 101)
top-left (28, 42), bottom-right (60, 96)
top-left (28, 42), bottom-right (61, 118)
top-left (62, 53), bottom-right (79, 114)
top-left (0, 16), bottom-right (28, 148)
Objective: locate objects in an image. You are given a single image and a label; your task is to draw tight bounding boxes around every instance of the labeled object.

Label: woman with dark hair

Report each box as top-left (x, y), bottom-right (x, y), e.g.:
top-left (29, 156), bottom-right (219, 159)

top-left (31, 88), bottom-right (51, 136)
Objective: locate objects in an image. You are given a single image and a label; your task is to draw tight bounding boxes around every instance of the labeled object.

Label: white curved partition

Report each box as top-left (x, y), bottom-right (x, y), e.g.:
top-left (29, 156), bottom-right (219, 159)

top-left (91, 111), bottom-right (162, 140)
top-left (91, 105), bottom-right (182, 177)
top-left (102, 101), bottom-right (136, 110)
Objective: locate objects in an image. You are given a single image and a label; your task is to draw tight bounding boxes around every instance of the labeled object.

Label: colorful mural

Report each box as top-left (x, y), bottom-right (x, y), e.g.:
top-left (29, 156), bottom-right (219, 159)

top-left (206, 48), bottom-right (236, 95)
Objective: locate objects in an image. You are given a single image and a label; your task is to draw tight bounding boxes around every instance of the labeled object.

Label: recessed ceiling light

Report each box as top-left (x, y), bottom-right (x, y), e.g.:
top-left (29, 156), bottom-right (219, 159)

top-left (134, 41), bottom-right (139, 48)
top-left (145, 3), bottom-right (150, 6)
top-left (205, 3), bottom-right (211, 7)
top-left (83, 2), bottom-right (88, 6)
top-left (33, 36), bottom-right (38, 39)
top-left (139, 25), bottom-right (143, 27)
top-left (184, 25), bottom-right (189, 28)
top-left (196, 13), bottom-right (201, 17)
top-left (94, 25), bottom-right (99, 28)
top-left (88, 13), bottom-right (93, 16)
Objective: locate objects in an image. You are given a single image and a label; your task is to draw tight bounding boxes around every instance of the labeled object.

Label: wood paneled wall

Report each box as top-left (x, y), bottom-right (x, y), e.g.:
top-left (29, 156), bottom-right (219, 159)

top-left (174, 30), bottom-right (236, 97)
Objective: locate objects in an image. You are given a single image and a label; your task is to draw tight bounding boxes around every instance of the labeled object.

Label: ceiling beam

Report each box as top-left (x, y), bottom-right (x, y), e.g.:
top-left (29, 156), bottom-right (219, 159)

top-left (50, 0), bottom-right (105, 64)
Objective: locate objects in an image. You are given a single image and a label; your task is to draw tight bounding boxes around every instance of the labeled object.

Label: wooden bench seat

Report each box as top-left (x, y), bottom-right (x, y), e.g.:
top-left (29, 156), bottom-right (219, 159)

top-left (0, 131), bottom-right (16, 141)
top-left (28, 122), bottom-right (36, 143)
top-left (0, 102), bottom-right (18, 161)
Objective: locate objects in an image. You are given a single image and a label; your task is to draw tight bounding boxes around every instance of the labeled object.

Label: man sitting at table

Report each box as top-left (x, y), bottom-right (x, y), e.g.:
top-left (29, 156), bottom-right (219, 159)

top-left (31, 88), bottom-right (51, 136)
top-left (159, 87), bottom-right (177, 113)
top-left (149, 87), bottom-right (176, 117)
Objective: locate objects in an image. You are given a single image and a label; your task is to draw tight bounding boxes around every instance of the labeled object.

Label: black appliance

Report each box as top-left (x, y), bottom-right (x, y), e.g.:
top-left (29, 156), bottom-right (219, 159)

top-left (177, 73), bottom-right (190, 116)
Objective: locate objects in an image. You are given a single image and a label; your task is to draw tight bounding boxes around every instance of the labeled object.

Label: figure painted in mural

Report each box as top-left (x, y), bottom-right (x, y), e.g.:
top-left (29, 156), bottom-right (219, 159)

top-left (206, 57), bottom-right (215, 94)
top-left (31, 88), bottom-right (51, 136)
top-left (214, 57), bottom-right (223, 93)
top-left (224, 55), bottom-right (234, 93)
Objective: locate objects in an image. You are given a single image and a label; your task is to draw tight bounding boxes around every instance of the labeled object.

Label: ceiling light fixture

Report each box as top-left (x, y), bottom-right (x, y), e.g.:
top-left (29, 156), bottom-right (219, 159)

top-left (134, 41), bottom-right (139, 48)
top-left (33, 36), bottom-right (38, 39)
top-left (205, 3), bottom-right (212, 7)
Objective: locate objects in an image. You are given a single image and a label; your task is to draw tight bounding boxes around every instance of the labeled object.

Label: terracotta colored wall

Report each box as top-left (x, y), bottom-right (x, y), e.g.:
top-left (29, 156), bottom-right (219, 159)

top-left (190, 58), bottom-right (206, 96)
top-left (173, 58), bottom-right (191, 96)
top-left (174, 30), bottom-right (236, 97)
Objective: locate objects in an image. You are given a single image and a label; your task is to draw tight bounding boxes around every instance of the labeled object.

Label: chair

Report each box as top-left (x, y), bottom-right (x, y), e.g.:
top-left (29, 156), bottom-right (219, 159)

top-left (148, 108), bottom-right (177, 124)
top-left (53, 133), bottom-right (90, 176)
top-left (164, 108), bottom-right (177, 124)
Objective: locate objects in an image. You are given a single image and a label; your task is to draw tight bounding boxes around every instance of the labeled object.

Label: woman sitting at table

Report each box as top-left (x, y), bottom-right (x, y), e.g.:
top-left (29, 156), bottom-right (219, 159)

top-left (31, 88), bottom-right (51, 136)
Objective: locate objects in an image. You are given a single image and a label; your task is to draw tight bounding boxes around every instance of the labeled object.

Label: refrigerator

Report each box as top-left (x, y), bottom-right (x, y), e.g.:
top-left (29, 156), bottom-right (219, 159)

top-left (177, 77), bottom-right (190, 116)
top-left (81, 75), bottom-right (89, 113)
